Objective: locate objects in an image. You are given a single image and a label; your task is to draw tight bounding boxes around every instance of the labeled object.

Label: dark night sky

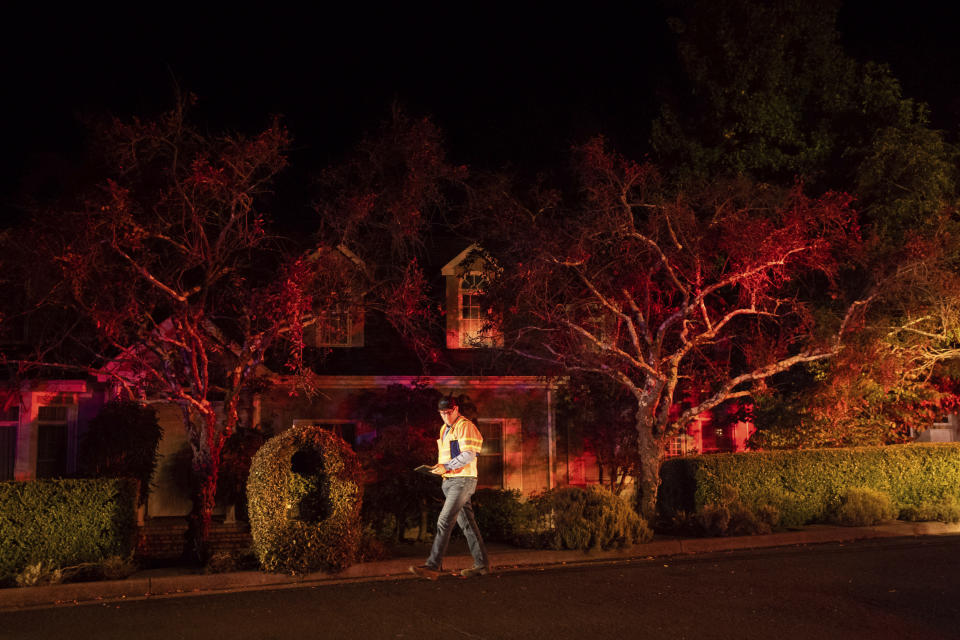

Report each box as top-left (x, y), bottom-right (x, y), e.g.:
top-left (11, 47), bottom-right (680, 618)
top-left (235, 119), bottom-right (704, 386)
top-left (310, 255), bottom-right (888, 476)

top-left (2, 2), bottom-right (959, 225)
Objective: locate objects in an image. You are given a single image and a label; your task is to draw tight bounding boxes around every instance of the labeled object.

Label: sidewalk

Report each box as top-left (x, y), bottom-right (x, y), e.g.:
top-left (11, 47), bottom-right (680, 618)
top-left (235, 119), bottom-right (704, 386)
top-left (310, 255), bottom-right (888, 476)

top-left (2, 520), bottom-right (958, 612)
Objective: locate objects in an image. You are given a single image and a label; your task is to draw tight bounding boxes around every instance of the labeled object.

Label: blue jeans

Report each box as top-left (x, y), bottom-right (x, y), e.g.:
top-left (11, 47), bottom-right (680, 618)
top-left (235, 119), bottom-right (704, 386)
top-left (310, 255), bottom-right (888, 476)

top-left (426, 476), bottom-right (488, 570)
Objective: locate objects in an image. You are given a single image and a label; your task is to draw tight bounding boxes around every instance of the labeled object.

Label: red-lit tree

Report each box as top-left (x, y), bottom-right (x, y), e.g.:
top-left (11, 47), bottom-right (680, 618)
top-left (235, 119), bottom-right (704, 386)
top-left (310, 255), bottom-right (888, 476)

top-left (482, 138), bottom-right (869, 521)
top-left (26, 100), bottom-right (312, 561)
top-left (752, 230), bottom-right (960, 448)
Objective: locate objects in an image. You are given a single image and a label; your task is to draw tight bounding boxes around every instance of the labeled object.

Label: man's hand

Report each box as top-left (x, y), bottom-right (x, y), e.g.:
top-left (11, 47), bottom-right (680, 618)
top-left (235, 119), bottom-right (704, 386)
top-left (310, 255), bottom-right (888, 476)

top-left (430, 463), bottom-right (446, 475)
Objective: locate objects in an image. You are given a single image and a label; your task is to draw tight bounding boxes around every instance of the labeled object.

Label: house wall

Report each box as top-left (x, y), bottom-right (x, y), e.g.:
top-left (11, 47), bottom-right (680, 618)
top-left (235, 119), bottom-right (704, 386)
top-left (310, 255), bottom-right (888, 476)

top-left (143, 375), bottom-right (559, 517)
top-left (258, 376), bottom-right (557, 495)
top-left (146, 404), bottom-right (195, 518)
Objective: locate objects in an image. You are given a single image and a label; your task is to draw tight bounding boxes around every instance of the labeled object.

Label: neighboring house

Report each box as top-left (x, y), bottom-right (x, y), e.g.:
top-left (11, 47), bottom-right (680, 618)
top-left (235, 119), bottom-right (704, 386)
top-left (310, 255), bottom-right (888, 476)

top-left (912, 415), bottom-right (960, 443)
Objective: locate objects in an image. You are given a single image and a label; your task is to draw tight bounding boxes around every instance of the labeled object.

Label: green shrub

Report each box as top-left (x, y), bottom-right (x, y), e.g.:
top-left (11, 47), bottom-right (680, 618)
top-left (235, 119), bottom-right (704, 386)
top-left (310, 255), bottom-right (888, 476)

top-left (659, 443), bottom-right (960, 529)
top-left (247, 425), bottom-right (363, 574)
top-left (899, 496), bottom-right (960, 524)
top-left (0, 479), bottom-right (138, 581)
top-left (472, 488), bottom-right (537, 543)
top-left (695, 485), bottom-right (779, 536)
top-left (830, 487), bottom-right (895, 526)
top-left (79, 401), bottom-right (162, 505)
top-left (529, 486), bottom-right (652, 551)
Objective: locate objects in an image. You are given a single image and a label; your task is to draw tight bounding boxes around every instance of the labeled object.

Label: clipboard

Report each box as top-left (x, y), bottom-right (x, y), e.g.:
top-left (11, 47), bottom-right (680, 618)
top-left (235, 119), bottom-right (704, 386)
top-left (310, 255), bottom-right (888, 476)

top-left (414, 464), bottom-right (436, 476)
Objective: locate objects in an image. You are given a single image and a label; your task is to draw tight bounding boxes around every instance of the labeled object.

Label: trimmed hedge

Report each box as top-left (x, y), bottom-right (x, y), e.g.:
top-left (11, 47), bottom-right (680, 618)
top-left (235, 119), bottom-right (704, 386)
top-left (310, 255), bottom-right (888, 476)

top-left (659, 443), bottom-right (960, 528)
top-left (247, 425), bottom-right (363, 574)
top-left (0, 479), bottom-right (138, 580)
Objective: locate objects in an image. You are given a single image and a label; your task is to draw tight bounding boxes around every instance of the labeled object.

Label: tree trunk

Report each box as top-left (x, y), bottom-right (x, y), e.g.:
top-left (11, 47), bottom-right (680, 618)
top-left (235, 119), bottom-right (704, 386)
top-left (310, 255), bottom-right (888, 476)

top-left (184, 413), bottom-right (223, 564)
top-left (635, 420), bottom-right (665, 523)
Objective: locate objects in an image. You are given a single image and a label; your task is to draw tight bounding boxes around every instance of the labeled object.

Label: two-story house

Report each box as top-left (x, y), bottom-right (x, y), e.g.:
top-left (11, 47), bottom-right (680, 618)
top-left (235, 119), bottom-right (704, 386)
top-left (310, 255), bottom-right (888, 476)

top-left (3, 242), bottom-right (756, 519)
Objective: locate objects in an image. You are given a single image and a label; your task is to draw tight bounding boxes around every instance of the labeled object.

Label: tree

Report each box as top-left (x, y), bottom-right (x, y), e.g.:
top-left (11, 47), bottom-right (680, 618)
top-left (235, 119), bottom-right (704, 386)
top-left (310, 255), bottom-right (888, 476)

top-left (18, 98), bottom-right (312, 561)
top-left (482, 138), bottom-right (867, 521)
top-left (752, 232), bottom-right (960, 448)
top-left (653, 0), bottom-right (960, 445)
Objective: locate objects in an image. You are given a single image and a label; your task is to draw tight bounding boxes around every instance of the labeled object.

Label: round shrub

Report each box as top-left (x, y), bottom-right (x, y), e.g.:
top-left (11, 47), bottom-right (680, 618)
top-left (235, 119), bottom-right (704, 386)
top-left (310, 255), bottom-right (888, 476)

top-left (247, 425), bottom-right (363, 574)
top-left (694, 484), bottom-right (780, 536)
top-left (830, 487), bottom-right (895, 526)
top-left (531, 486), bottom-right (652, 551)
top-left (473, 488), bottom-right (538, 543)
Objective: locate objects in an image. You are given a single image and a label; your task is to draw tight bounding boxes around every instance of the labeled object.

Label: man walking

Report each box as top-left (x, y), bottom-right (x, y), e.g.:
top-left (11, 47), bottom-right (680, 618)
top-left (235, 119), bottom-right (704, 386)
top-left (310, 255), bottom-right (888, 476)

top-left (410, 395), bottom-right (490, 579)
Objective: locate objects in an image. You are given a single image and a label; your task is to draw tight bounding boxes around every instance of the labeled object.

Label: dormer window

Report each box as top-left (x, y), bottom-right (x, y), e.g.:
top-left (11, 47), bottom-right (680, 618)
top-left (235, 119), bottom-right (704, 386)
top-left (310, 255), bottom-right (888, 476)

top-left (307, 304), bottom-right (364, 348)
top-left (316, 304), bottom-right (351, 347)
top-left (442, 244), bottom-right (501, 349)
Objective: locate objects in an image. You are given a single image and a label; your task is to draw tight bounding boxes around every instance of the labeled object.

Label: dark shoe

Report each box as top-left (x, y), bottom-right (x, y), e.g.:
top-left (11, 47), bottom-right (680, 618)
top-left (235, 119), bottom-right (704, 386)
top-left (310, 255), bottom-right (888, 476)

top-left (409, 565), bottom-right (443, 580)
top-left (460, 565), bottom-right (491, 577)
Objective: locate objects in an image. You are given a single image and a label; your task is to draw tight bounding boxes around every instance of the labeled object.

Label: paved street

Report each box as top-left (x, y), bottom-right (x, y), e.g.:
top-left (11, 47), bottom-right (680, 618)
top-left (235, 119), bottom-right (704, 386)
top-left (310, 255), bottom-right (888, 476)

top-left (2, 536), bottom-right (958, 640)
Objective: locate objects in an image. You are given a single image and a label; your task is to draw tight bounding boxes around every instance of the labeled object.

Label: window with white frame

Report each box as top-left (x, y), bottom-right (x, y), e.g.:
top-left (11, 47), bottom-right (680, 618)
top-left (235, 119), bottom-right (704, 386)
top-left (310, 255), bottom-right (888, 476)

top-left (665, 433), bottom-right (688, 458)
top-left (36, 405), bottom-right (68, 478)
top-left (0, 405), bottom-right (18, 481)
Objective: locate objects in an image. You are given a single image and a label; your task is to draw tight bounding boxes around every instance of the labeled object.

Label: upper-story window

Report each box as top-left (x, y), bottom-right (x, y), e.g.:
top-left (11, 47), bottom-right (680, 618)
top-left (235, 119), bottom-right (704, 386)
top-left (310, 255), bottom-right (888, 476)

top-left (305, 245), bottom-right (365, 349)
top-left (307, 304), bottom-right (364, 348)
top-left (442, 244), bottom-right (501, 350)
top-left (459, 274), bottom-right (491, 348)
top-left (316, 305), bottom-right (352, 347)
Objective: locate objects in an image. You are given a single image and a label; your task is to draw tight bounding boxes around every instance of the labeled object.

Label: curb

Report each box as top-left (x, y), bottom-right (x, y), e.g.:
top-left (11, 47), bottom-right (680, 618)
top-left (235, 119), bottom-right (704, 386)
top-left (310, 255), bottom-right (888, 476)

top-left (3, 521), bottom-right (959, 611)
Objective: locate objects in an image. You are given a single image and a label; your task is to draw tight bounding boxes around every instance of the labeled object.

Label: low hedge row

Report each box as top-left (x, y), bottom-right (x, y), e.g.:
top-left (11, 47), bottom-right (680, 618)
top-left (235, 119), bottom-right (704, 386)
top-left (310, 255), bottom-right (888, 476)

top-left (658, 443), bottom-right (960, 528)
top-left (0, 479), bottom-right (138, 580)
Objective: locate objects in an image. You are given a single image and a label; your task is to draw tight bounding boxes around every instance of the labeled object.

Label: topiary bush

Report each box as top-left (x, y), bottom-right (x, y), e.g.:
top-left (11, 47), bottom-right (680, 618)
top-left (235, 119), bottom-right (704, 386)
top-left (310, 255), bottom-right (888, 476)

top-left (246, 425), bottom-right (363, 574)
top-left (529, 486), bottom-right (652, 551)
top-left (0, 479), bottom-right (138, 583)
top-left (829, 487), bottom-right (895, 526)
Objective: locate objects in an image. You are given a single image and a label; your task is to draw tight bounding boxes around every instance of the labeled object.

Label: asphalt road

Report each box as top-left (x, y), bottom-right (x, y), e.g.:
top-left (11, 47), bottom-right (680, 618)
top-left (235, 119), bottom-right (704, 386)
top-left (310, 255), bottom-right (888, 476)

top-left (2, 536), bottom-right (958, 640)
